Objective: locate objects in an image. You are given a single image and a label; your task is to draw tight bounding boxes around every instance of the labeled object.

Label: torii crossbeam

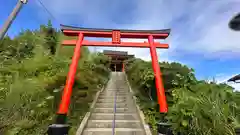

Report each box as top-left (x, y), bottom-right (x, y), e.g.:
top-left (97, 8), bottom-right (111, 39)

top-left (48, 24), bottom-right (171, 135)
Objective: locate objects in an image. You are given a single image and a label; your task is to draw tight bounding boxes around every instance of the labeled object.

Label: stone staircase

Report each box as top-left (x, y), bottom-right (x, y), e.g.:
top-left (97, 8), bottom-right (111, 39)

top-left (79, 72), bottom-right (149, 135)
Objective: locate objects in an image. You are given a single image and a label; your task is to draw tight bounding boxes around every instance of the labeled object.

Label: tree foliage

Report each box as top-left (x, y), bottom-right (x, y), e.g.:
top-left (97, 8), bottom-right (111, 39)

top-left (0, 22), bottom-right (110, 135)
top-left (126, 59), bottom-right (240, 135)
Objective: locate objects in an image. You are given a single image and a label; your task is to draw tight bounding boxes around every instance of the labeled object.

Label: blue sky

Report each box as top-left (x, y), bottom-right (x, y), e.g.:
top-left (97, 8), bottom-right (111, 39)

top-left (1, 0), bottom-right (240, 90)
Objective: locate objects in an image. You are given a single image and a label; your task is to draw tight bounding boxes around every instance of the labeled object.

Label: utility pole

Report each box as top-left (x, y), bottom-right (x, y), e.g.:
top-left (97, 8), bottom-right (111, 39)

top-left (0, 0), bottom-right (28, 41)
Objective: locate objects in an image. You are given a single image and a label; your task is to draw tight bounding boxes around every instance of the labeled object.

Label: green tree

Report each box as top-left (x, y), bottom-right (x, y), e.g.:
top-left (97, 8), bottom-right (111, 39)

top-left (44, 20), bottom-right (58, 55)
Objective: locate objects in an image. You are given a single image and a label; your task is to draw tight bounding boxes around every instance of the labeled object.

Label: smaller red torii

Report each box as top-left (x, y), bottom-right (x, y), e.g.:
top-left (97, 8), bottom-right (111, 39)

top-left (54, 24), bottom-right (170, 126)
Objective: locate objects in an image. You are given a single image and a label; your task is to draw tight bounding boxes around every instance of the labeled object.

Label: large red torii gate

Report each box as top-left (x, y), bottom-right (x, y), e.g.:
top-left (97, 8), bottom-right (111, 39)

top-left (48, 24), bottom-right (171, 134)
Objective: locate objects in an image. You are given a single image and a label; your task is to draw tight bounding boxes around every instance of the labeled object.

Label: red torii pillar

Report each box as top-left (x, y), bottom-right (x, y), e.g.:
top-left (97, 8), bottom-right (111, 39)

top-left (48, 24), bottom-right (171, 135)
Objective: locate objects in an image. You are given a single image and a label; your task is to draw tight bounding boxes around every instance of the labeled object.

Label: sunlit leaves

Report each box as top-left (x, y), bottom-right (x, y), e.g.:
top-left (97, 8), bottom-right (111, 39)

top-left (126, 59), bottom-right (239, 135)
top-left (168, 83), bottom-right (237, 135)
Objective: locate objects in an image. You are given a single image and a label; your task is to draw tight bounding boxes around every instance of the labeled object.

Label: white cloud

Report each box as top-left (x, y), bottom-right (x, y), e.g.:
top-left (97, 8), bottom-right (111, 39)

top-left (128, 0), bottom-right (240, 57)
top-left (120, 0), bottom-right (240, 60)
top-left (228, 83), bottom-right (240, 92)
top-left (33, 0), bottom-right (240, 60)
top-left (190, 10), bottom-right (240, 53)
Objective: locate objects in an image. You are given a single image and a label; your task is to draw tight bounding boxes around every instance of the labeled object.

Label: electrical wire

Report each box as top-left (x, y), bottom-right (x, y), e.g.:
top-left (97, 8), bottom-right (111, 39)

top-left (35, 0), bottom-right (61, 25)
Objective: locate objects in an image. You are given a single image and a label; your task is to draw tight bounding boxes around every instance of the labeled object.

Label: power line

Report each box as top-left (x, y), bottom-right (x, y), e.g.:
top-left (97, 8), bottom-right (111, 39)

top-left (35, 0), bottom-right (61, 25)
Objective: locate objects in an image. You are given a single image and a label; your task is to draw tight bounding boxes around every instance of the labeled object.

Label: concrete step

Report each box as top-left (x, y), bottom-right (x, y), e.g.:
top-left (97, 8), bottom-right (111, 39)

top-left (99, 94), bottom-right (128, 97)
top-left (101, 90), bottom-right (127, 92)
top-left (102, 91), bottom-right (128, 93)
top-left (99, 95), bottom-right (128, 98)
top-left (86, 120), bottom-right (142, 128)
top-left (104, 88), bottom-right (127, 89)
top-left (97, 98), bottom-right (127, 103)
top-left (89, 113), bottom-right (138, 120)
top-left (96, 101), bottom-right (127, 104)
top-left (93, 108), bottom-right (135, 113)
top-left (98, 95), bottom-right (127, 97)
top-left (82, 128), bottom-right (145, 135)
top-left (99, 93), bottom-right (128, 96)
top-left (104, 88), bottom-right (128, 91)
top-left (100, 93), bottom-right (128, 95)
top-left (98, 96), bottom-right (127, 99)
top-left (95, 103), bottom-right (128, 108)
top-left (101, 91), bottom-right (128, 93)
top-left (101, 90), bottom-right (127, 91)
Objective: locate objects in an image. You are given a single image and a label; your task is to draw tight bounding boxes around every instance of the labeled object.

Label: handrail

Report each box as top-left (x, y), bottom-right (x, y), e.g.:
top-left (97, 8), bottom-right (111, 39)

top-left (76, 78), bottom-right (109, 135)
top-left (112, 72), bottom-right (118, 135)
top-left (124, 73), bottom-right (152, 135)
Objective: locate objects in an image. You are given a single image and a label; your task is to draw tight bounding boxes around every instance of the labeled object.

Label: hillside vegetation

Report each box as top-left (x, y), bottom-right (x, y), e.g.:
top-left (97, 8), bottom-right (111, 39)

top-left (0, 22), bottom-right (239, 135)
top-left (126, 58), bottom-right (240, 135)
top-left (0, 21), bottom-right (110, 135)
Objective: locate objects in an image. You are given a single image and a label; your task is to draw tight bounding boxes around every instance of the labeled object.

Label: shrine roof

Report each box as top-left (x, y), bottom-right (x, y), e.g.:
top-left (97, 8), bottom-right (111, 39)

top-left (104, 50), bottom-right (133, 56)
top-left (103, 50), bottom-right (128, 55)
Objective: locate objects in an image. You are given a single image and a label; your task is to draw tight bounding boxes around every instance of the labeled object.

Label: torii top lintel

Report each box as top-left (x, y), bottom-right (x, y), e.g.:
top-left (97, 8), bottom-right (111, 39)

top-left (61, 24), bottom-right (171, 39)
